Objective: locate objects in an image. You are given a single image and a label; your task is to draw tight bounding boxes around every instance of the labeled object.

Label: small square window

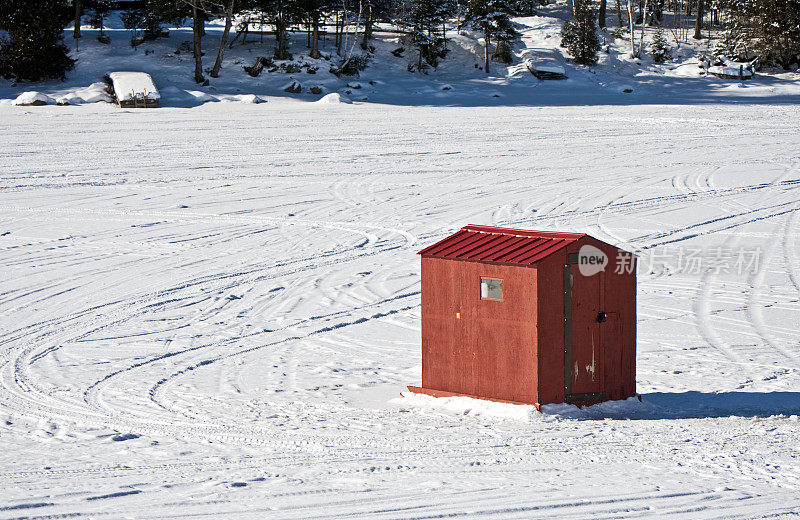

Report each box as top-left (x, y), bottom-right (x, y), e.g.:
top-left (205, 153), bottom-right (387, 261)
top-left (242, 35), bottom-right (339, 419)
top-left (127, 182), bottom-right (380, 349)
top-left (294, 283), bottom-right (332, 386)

top-left (480, 278), bottom-right (502, 300)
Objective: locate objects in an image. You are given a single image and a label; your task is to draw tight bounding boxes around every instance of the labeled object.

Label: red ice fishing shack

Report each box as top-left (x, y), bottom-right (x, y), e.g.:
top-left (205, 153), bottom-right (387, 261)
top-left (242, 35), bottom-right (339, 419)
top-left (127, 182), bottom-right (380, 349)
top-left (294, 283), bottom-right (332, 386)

top-left (408, 225), bottom-right (637, 408)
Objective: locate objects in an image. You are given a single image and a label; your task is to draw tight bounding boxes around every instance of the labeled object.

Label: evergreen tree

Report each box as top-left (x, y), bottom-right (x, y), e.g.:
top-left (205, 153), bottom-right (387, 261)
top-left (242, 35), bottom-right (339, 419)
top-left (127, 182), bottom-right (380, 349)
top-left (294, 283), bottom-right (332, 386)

top-left (509, 0), bottom-right (536, 16)
top-left (121, 7), bottom-right (146, 40)
top-left (409, 0), bottom-right (450, 69)
top-left (0, 0), bottom-right (75, 81)
top-left (87, 0), bottom-right (114, 37)
top-left (464, 0), bottom-right (519, 74)
top-left (714, 21), bottom-right (748, 61)
top-left (561, 0), bottom-right (600, 65)
top-left (726, 0), bottom-right (800, 69)
top-left (294, 0), bottom-right (329, 58)
top-left (650, 25), bottom-right (671, 63)
top-left (146, 0), bottom-right (203, 82)
top-left (253, 0), bottom-right (292, 59)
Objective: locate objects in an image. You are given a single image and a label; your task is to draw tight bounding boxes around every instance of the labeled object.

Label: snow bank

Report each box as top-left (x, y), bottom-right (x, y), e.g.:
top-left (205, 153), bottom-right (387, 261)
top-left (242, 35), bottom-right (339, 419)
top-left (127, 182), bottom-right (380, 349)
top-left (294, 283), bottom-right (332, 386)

top-left (159, 86), bottom-right (218, 107)
top-left (54, 83), bottom-right (112, 105)
top-left (315, 93), bottom-right (352, 104)
top-left (186, 90), bottom-right (216, 103)
top-left (13, 92), bottom-right (56, 106)
top-left (239, 94), bottom-right (265, 104)
top-left (75, 82), bottom-right (113, 104)
top-left (394, 392), bottom-right (656, 422)
top-left (108, 71), bottom-right (160, 102)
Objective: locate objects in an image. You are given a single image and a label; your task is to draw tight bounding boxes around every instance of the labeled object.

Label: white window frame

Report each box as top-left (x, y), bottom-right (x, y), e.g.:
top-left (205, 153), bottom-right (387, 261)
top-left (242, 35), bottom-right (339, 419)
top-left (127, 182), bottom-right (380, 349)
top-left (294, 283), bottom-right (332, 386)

top-left (480, 277), bottom-right (503, 301)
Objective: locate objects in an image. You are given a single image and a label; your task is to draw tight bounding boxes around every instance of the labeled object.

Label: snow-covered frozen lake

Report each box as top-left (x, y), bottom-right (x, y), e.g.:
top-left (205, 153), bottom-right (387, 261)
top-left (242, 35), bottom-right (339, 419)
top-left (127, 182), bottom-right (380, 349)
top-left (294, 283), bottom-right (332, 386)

top-left (2, 100), bottom-right (800, 518)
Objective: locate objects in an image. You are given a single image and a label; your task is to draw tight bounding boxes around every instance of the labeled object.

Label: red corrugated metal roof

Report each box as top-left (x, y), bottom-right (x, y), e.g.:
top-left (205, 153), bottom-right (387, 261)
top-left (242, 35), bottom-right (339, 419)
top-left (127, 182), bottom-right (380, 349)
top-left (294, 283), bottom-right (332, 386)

top-left (418, 225), bottom-right (584, 265)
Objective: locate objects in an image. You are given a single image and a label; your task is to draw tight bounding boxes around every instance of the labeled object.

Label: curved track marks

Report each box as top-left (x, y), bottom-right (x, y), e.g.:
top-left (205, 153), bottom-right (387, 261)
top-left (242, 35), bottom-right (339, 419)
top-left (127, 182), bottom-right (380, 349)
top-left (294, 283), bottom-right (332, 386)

top-left (2, 103), bottom-right (800, 518)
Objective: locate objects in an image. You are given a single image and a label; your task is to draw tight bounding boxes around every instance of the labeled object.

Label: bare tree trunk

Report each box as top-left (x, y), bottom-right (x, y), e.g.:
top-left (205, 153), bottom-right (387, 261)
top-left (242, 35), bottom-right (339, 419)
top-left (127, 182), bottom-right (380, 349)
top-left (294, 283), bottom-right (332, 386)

top-left (693, 0), bottom-right (703, 39)
top-left (628, 0), bottom-right (636, 56)
top-left (637, 0), bottom-right (648, 56)
top-left (74, 0), bottom-right (82, 38)
top-left (310, 18), bottom-right (321, 58)
top-left (275, 19), bottom-right (289, 59)
top-left (484, 28), bottom-right (490, 74)
top-left (616, 0), bottom-right (624, 27)
top-left (336, 10), bottom-right (343, 55)
top-left (361, 5), bottom-right (373, 50)
top-left (192, 7), bottom-right (205, 83)
top-left (211, 4), bottom-right (234, 77)
top-left (653, 0), bottom-right (663, 23)
top-left (361, 19), bottom-right (372, 49)
top-left (599, 0), bottom-right (607, 28)
top-left (457, 0), bottom-right (462, 35)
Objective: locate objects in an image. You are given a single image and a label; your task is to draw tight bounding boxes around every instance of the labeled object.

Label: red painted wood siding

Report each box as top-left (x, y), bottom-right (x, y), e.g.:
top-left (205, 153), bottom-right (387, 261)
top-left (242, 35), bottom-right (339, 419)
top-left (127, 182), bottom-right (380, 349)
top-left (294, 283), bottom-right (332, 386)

top-left (562, 237), bottom-right (637, 402)
top-left (534, 252), bottom-right (567, 405)
top-left (420, 257), bottom-right (539, 404)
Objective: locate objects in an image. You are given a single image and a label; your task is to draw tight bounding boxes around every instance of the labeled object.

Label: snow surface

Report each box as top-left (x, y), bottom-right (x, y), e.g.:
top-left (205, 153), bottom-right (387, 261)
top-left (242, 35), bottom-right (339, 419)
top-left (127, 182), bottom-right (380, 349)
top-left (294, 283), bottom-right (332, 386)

top-left (2, 100), bottom-right (800, 518)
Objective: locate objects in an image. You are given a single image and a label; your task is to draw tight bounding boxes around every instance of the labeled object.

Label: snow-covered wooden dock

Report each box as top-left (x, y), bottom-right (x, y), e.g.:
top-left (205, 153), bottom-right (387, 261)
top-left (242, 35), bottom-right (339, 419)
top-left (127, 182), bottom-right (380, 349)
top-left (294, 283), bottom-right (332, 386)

top-left (108, 71), bottom-right (161, 108)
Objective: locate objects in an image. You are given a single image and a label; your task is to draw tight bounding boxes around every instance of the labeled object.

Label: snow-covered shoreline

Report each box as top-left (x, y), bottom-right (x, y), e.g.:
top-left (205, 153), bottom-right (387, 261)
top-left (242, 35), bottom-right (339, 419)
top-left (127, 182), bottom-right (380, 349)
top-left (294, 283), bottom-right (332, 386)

top-left (2, 4), bottom-right (799, 109)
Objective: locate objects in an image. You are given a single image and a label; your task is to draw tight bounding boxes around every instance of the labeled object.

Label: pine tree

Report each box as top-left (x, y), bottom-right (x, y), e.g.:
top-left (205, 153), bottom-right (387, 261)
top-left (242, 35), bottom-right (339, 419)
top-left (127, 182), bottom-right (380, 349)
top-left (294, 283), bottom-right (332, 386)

top-left (146, 0), bottom-right (207, 83)
top-left (650, 25), bottom-right (671, 63)
top-left (254, 0), bottom-right (293, 60)
top-left (0, 0), bottom-right (75, 81)
top-left (560, 0), bottom-right (600, 66)
top-left (409, 0), bottom-right (451, 69)
top-left (509, 0), bottom-right (536, 16)
top-left (726, 0), bottom-right (800, 69)
top-left (87, 0), bottom-right (114, 38)
top-left (294, 0), bottom-right (329, 58)
top-left (714, 21), bottom-right (748, 61)
top-left (121, 8), bottom-right (146, 40)
top-left (464, 0), bottom-right (519, 74)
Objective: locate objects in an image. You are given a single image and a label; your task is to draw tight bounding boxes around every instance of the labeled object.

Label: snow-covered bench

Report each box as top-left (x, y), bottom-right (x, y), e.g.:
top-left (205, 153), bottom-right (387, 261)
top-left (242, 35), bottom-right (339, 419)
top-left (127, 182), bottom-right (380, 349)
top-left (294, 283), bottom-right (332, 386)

top-left (707, 65), bottom-right (753, 80)
top-left (108, 72), bottom-right (161, 108)
top-left (706, 57), bottom-right (755, 80)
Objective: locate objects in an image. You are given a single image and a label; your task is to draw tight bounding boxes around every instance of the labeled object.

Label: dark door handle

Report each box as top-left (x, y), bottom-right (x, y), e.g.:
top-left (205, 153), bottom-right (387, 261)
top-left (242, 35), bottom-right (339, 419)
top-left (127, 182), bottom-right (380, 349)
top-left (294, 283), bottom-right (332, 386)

top-left (597, 311), bottom-right (607, 323)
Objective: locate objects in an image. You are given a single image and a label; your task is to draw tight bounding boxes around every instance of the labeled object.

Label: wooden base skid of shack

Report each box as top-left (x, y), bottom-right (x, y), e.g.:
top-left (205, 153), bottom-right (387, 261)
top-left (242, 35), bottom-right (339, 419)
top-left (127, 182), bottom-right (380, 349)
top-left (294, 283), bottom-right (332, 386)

top-left (406, 386), bottom-right (640, 410)
top-left (406, 386), bottom-right (542, 410)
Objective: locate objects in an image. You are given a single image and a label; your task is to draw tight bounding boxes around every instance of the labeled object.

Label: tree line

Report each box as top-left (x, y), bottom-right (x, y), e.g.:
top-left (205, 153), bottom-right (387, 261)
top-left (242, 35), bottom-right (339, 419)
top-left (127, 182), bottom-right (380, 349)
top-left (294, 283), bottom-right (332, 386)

top-left (0, 0), bottom-right (798, 83)
top-left (562, 0), bottom-right (799, 69)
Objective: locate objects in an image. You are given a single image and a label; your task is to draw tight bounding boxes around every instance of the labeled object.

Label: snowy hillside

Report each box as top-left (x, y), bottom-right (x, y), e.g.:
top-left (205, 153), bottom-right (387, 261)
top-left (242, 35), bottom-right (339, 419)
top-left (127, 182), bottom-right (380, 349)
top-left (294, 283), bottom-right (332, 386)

top-left (2, 98), bottom-right (800, 517)
top-left (1, 2), bottom-right (800, 106)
